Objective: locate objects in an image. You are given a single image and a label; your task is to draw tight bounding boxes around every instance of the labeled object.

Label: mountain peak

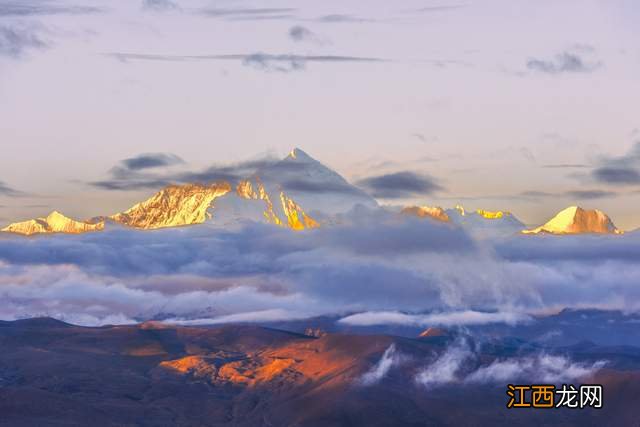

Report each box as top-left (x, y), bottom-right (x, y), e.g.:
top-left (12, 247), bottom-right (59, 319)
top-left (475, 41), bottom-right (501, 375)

top-left (46, 210), bottom-right (67, 221)
top-left (2, 149), bottom-right (376, 234)
top-left (286, 148), bottom-right (313, 161)
top-left (401, 205), bottom-right (450, 222)
top-left (475, 209), bottom-right (512, 220)
top-left (523, 205), bottom-right (622, 235)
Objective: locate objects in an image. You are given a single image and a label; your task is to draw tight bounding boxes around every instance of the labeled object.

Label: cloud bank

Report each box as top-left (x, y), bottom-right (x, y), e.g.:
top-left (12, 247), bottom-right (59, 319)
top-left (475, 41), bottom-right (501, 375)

top-left (1, 207), bottom-right (640, 326)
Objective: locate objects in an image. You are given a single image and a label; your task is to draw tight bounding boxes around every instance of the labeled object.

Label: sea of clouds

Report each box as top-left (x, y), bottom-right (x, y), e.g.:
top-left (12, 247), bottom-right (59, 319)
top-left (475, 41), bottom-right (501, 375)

top-left (1, 209), bottom-right (640, 326)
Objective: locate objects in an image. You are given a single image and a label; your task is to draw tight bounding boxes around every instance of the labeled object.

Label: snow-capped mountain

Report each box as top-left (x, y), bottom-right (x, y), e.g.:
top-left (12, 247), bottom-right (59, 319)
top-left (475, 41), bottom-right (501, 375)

top-left (1, 149), bottom-right (375, 234)
top-left (253, 148), bottom-right (378, 216)
top-left (523, 206), bottom-right (622, 235)
top-left (445, 205), bottom-right (525, 236)
top-left (107, 183), bottom-right (232, 230)
top-left (112, 148), bottom-right (373, 230)
top-left (1, 211), bottom-right (104, 235)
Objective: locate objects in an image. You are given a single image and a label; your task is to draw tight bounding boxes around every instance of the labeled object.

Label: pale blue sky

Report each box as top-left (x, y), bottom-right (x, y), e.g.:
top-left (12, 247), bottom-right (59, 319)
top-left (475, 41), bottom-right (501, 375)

top-left (1, 0), bottom-right (639, 227)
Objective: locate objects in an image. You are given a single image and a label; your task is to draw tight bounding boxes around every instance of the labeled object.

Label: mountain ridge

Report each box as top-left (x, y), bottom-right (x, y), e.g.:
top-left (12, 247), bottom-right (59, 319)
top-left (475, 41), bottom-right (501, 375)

top-left (1, 211), bottom-right (104, 236)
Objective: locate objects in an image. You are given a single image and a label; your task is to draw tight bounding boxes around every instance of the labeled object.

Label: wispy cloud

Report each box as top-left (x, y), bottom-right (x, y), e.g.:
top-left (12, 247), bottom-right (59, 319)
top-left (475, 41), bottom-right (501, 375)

top-left (288, 25), bottom-right (318, 43)
top-left (142, 0), bottom-right (179, 12)
top-left (339, 311), bottom-right (531, 327)
top-left (107, 52), bottom-right (385, 72)
top-left (314, 14), bottom-right (372, 23)
top-left (415, 340), bottom-right (607, 388)
top-left (592, 142), bottom-right (640, 185)
top-left (0, 1), bottom-right (102, 16)
top-left (120, 153), bottom-right (184, 171)
top-left (415, 339), bottom-right (472, 388)
top-left (90, 155), bottom-right (272, 191)
top-left (520, 189), bottom-right (618, 200)
top-left (356, 171), bottom-right (444, 199)
top-left (564, 190), bottom-right (617, 200)
top-left (527, 51), bottom-right (601, 74)
top-left (91, 152), bottom-right (186, 190)
top-left (541, 164), bottom-right (589, 169)
top-left (0, 24), bottom-right (48, 58)
top-left (413, 4), bottom-right (469, 12)
top-left (0, 181), bottom-right (24, 197)
top-left (359, 344), bottom-right (401, 386)
top-left (197, 8), bottom-right (296, 21)
top-left (465, 354), bottom-right (607, 384)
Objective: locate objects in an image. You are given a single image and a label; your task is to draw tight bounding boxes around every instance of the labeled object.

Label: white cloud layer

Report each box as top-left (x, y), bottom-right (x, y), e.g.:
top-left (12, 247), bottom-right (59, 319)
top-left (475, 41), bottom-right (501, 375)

top-left (1, 212), bottom-right (640, 326)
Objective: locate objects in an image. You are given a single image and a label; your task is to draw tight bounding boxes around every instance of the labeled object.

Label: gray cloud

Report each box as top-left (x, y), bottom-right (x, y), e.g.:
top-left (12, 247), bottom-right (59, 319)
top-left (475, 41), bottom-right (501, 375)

top-left (592, 142), bottom-right (640, 185)
top-left (542, 164), bottom-right (589, 169)
top-left (280, 179), bottom-right (363, 196)
top-left (142, 0), bottom-right (179, 12)
top-left (519, 190), bottom-right (554, 198)
top-left (288, 25), bottom-right (316, 43)
top-left (564, 190), bottom-right (617, 200)
top-left (90, 178), bottom-right (171, 191)
top-left (0, 24), bottom-right (48, 58)
top-left (90, 153), bottom-right (365, 194)
top-left (121, 153), bottom-right (184, 171)
top-left (356, 171), bottom-right (444, 199)
top-left (594, 167), bottom-right (640, 185)
top-left (0, 1), bottom-right (102, 16)
top-left (91, 156), bottom-right (275, 191)
top-left (243, 53), bottom-right (305, 72)
top-left (527, 51), bottom-right (601, 74)
top-left (414, 4), bottom-right (469, 12)
top-left (0, 181), bottom-right (24, 197)
top-left (520, 189), bottom-right (618, 200)
top-left (197, 8), bottom-right (296, 21)
top-left (91, 153), bottom-right (185, 190)
top-left (314, 14), bottom-right (371, 23)
top-left (107, 52), bottom-right (384, 73)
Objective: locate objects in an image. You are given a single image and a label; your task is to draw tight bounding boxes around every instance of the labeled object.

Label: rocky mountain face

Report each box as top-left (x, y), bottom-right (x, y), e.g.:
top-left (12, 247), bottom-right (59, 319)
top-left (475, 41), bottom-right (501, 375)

top-left (109, 183), bottom-right (232, 229)
top-left (1, 211), bottom-right (104, 235)
top-left (523, 206), bottom-right (622, 235)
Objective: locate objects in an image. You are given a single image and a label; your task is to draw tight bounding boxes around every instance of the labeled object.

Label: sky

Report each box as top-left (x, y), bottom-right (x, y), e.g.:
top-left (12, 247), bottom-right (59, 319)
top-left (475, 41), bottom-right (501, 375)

top-left (1, 0), bottom-right (640, 228)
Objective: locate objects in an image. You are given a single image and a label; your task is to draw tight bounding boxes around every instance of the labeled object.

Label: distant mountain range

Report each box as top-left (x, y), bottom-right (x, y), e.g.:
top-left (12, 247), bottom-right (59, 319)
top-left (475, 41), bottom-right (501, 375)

top-left (0, 314), bottom-right (637, 426)
top-left (0, 149), bottom-right (624, 236)
top-left (403, 203), bottom-right (622, 236)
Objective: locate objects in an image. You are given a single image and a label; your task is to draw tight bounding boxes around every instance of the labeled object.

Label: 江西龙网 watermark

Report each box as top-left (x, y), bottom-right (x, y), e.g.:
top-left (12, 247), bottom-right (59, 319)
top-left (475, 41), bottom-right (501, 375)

top-left (506, 384), bottom-right (602, 409)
